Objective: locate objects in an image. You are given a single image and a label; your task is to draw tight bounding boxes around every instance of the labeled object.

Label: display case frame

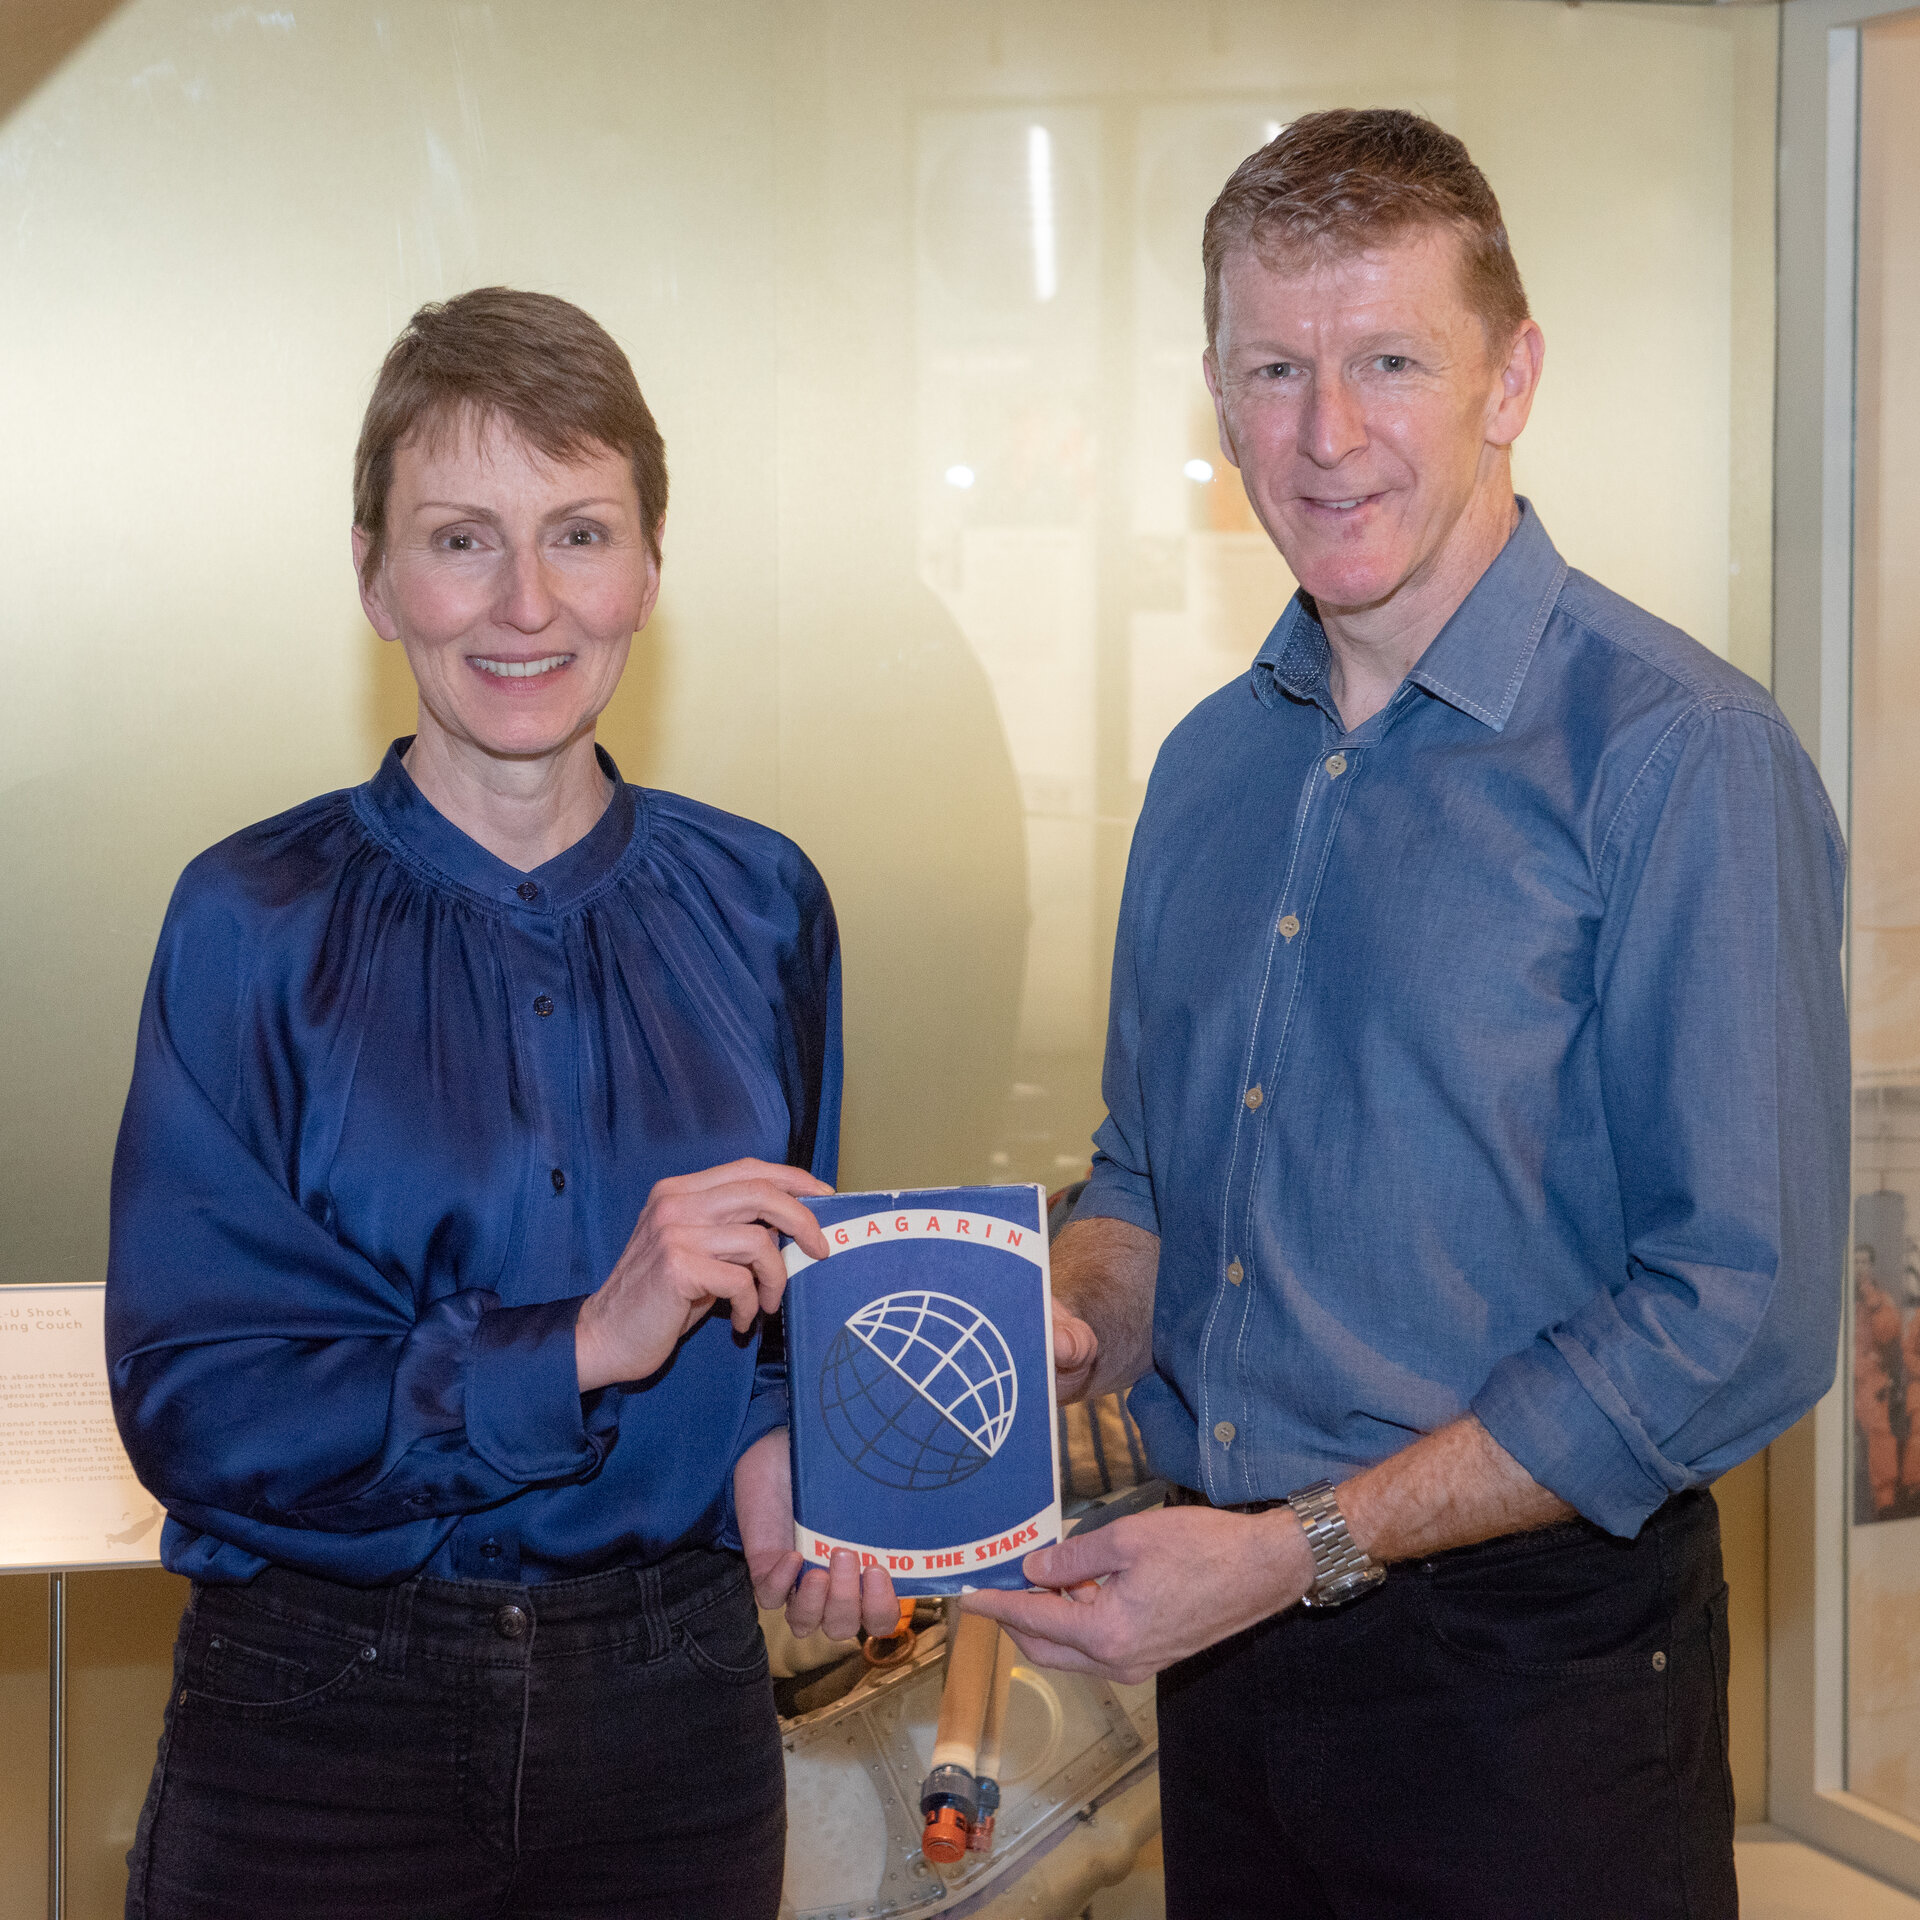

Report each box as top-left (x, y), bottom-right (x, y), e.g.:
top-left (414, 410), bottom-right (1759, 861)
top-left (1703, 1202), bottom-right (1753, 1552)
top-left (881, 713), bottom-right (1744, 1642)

top-left (1770, 0), bottom-right (1920, 1894)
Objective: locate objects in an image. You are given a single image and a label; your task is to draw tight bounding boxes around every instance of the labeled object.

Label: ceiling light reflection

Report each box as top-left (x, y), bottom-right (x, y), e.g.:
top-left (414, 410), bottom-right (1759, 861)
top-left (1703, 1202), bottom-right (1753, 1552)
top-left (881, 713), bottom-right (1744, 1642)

top-left (944, 465), bottom-right (976, 489)
top-left (1184, 459), bottom-right (1215, 483)
top-left (1027, 125), bottom-right (1057, 303)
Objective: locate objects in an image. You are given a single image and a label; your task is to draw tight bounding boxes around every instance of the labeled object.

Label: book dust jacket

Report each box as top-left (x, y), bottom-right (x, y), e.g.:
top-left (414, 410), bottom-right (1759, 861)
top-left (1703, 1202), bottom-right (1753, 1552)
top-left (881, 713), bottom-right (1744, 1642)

top-left (782, 1184), bottom-right (1063, 1594)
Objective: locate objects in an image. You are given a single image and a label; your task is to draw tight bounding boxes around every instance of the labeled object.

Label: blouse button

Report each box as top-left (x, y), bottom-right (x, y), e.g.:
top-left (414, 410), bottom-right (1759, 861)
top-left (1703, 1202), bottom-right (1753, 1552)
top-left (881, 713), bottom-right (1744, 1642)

top-left (1279, 914), bottom-right (1300, 940)
top-left (516, 881), bottom-right (539, 902)
top-left (551, 1168), bottom-right (567, 1195)
top-left (533, 995), bottom-right (554, 1017)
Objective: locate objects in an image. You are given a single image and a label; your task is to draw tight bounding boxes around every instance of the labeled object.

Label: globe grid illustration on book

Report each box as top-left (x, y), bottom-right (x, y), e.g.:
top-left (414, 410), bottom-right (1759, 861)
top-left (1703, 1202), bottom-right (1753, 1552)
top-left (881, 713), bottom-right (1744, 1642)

top-left (819, 1290), bottom-right (1019, 1493)
top-left (785, 1188), bottom-right (1062, 1592)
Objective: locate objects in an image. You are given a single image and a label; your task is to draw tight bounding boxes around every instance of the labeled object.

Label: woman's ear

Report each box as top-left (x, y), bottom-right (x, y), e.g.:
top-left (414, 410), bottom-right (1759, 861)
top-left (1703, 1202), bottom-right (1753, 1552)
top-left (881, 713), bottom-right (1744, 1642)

top-left (352, 526), bottom-right (400, 641)
top-left (634, 523), bottom-right (665, 632)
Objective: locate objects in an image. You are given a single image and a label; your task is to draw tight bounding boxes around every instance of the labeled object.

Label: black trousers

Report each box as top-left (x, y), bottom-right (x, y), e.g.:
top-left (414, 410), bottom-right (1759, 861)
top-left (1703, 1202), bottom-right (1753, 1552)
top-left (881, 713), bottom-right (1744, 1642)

top-left (1157, 1489), bottom-right (1736, 1920)
top-left (126, 1547), bottom-right (785, 1920)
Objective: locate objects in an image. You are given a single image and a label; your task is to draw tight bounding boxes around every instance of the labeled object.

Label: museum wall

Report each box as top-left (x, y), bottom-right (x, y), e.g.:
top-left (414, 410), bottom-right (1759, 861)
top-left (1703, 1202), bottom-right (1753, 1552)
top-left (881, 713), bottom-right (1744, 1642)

top-left (0, 2), bottom-right (1779, 1911)
top-left (1846, 8), bottom-right (1920, 1833)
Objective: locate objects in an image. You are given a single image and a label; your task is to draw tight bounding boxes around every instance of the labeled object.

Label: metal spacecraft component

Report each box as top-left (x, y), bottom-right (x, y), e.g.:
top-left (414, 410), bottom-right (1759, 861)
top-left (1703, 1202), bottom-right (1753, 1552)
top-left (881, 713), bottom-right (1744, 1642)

top-left (773, 1483), bottom-right (1166, 1918)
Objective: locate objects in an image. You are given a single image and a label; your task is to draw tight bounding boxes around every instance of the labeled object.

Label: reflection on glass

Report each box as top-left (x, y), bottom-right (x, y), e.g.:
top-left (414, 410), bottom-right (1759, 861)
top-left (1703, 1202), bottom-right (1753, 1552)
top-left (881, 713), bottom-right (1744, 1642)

top-left (0, 0), bottom-right (1787, 1892)
top-left (1848, 9), bottom-right (1920, 1829)
top-left (915, 100), bottom-right (1295, 1186)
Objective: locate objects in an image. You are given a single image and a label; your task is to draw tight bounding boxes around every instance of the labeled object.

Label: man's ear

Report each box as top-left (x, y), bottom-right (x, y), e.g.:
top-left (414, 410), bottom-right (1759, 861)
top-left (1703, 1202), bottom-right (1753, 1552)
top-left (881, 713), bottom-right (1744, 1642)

top-left (352, 526), bottom-right (400, 641)
top-left (1201, 349), bottom-right (1242, 470)
top-left (1487, 320), bottom-right (1545, 451)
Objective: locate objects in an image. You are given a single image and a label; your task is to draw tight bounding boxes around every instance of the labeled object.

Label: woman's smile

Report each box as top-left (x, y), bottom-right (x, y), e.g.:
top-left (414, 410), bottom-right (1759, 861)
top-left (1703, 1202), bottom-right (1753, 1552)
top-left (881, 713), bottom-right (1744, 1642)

top-left (470, 651), bottom-right (575, 680)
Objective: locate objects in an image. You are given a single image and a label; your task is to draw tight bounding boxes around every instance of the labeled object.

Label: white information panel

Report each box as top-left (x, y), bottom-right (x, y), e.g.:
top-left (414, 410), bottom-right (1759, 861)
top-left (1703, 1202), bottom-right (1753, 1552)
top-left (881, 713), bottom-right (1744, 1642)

top-left (0, 1284), bottom-right (162, 1572)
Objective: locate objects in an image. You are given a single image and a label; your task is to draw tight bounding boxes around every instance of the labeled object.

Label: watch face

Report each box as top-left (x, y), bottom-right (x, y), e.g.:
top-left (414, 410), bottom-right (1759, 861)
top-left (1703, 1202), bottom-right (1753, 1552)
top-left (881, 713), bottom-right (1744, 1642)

top-left (1304, 1563), bottom-right (1388, 1609)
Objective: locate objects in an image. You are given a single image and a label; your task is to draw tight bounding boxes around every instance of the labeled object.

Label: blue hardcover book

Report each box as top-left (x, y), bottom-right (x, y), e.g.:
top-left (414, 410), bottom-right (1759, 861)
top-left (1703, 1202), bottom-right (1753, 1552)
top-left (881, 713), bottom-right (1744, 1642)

top-left (781, 1184), bottom-right (1063, 1594)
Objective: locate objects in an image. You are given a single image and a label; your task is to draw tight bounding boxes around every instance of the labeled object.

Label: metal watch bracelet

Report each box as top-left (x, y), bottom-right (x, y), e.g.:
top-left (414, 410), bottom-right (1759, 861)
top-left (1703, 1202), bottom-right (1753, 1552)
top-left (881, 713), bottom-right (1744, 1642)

top-left (1285, 1479), bottom-right (1387, 1609)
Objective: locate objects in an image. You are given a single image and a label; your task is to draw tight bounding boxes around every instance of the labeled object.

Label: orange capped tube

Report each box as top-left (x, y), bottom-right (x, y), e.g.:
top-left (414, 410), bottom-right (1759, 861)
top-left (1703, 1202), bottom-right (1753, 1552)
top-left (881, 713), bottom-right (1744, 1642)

top-left (920, 1610), bottom-right (1001, 1863)
top-left (965, 1631), bottom-right (1015, 1852)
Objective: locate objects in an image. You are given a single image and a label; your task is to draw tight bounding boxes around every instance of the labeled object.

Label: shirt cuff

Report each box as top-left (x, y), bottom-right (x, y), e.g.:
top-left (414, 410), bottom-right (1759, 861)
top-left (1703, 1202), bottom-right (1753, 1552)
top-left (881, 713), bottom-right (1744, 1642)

top-left (1072, 1155), bottom-right (1161, 1238)
top-left (467, 1298), bottom-right (608, 1484)
top-left (1470, 1337), bottom-right (1675, 1538)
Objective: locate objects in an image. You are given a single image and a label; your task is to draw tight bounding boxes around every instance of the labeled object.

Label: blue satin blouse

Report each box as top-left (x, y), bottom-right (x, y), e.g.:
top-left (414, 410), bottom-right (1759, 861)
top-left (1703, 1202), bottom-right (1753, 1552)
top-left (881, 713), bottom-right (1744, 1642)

top-left (107, 742), bottom-right (840, 1586)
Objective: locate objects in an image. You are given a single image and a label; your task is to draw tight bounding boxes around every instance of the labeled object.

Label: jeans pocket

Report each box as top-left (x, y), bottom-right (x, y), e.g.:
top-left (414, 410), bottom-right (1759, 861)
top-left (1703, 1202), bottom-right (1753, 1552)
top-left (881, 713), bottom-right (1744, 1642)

top-left (202, 1635), bottom-right (318, 1704)
top-left (185, 1602), bottom-right (378, 1723)
top-left (673, 1576), bottom-right (771, 1687)
top-left (1413, 1530), bottom-right (1675, 1681)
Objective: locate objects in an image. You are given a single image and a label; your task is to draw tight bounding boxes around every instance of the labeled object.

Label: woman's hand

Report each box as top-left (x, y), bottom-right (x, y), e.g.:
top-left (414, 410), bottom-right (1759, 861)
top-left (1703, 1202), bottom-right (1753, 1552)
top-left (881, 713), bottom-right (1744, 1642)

top-left (733, 1428), bottom-right (901, 1640)
top-left (576, 1159), bottom-right (832, 1392)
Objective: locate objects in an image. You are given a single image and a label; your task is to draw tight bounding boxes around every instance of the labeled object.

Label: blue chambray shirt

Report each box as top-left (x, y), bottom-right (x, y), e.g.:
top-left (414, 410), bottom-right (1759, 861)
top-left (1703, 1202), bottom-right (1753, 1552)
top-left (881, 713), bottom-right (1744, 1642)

top-left (1077, 503), bottom-right (1849, 1535)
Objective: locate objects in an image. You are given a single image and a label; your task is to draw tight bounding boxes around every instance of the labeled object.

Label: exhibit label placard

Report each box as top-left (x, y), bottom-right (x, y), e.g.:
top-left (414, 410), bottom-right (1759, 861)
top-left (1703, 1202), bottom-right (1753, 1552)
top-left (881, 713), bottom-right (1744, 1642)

top-left (0, 1284), bottom-right (162, 1572)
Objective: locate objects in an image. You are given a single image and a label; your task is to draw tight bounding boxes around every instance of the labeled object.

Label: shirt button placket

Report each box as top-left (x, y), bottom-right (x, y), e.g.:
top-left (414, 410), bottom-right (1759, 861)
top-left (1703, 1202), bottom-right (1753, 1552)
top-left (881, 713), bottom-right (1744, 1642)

top-left (513, 911), bottom-right (572, 1218)
top-left (1211, 736), bottom-right (1337, 1484)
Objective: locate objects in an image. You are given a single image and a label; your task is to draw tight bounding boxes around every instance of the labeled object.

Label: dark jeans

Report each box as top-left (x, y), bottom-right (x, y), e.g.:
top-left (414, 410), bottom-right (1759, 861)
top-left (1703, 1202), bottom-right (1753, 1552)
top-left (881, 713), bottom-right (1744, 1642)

top-left (126, 1547), bottom-right (785, 1920)
top-left (1157, 1489), bottom-right (1736, 1920)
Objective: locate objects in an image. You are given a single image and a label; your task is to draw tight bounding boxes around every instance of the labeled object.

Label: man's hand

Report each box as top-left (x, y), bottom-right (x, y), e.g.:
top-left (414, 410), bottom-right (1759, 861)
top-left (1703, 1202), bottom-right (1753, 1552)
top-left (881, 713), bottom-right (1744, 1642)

top-left (968, 1417), bottom-right (1575, 1685)
top-left (1052, 1307), bottom-right (1100, 1402)
top-left (732, 1427), bottom-right (900, 1641)
top-left (576, 1159), bottom-right (832, 1392)
top-left (1049, 1216), bottom-right (1158, 1403)
top-left (962, 1504), bottom-right (1315, 1685)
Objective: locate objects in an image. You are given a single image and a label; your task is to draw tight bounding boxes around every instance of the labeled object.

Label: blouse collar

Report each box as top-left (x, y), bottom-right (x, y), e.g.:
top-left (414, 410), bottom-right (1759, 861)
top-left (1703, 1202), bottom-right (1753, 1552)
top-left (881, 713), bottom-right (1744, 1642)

top-left (357, 738), bottom-right (640, 914)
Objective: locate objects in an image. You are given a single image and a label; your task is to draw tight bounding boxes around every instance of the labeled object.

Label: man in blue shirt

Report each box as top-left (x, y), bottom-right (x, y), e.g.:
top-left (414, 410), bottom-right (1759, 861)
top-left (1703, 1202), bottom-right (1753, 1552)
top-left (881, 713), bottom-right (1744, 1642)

top-left (969, 111), bottom-right (1847, 1918)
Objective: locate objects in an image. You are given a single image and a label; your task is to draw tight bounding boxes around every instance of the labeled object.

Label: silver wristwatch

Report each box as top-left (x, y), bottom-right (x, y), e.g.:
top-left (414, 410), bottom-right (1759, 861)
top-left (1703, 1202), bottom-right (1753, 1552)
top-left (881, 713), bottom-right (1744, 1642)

top-left (1285, 1479), bottom-right (1387, 1609)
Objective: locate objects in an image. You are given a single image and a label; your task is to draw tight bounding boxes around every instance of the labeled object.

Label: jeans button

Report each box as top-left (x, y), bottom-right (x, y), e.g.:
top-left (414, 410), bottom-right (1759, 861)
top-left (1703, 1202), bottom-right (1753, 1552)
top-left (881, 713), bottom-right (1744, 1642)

top-left (494, 1604), bottom-right (529, 1641)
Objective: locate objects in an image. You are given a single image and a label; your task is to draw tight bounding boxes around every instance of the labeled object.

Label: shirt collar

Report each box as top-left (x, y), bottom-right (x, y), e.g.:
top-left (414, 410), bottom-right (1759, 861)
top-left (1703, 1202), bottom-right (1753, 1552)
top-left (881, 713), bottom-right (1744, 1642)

top-left (1252, 498), bottom-right (1569, 734)
top-left (358, 738), bottom-right (639, 912)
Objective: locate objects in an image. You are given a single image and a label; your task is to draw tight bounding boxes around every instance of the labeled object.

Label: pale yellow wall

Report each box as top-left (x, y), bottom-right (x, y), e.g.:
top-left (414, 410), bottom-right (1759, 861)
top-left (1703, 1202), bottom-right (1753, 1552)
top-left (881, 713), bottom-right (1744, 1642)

top-left (1, 2), bottom-right (1779, 1908)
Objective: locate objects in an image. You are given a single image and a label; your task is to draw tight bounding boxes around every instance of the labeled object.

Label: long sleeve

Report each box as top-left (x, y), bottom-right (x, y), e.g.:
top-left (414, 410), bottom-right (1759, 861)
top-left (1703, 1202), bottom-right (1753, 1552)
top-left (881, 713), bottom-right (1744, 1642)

top-left (727, 863), bottom-right (845, 1497)
top-left (106, 751), bottom-right (844, 1586)
top-left (107, 874), bottom-right (612, 1569)
top-left (1472, 703), bottom-right (1850, 1534)
top-left (1077, 812), bottom-right (1163, 1239)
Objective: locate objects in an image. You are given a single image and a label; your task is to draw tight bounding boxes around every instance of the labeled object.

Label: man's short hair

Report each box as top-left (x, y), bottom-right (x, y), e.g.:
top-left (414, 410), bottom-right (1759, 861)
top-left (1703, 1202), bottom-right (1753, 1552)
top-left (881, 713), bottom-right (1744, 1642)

top-left (1202, 109), bottom-right (1530, 352)
top-left (353, 287), bottom-right (668, 577)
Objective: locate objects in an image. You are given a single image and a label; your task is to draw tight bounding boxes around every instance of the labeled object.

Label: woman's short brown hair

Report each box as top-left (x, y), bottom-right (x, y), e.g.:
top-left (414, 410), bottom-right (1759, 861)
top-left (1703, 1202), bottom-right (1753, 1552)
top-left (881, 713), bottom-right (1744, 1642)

top-left (1202, 109), bottom-right (1529, 352)
top-left (353, 287), bottom-right (668, 576)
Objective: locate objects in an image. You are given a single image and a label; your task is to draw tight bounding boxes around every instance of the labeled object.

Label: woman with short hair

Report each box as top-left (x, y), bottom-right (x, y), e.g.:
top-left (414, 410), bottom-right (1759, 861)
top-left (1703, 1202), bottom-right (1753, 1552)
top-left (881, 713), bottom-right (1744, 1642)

top-left (108, 287), bottom-right (893, 1920)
